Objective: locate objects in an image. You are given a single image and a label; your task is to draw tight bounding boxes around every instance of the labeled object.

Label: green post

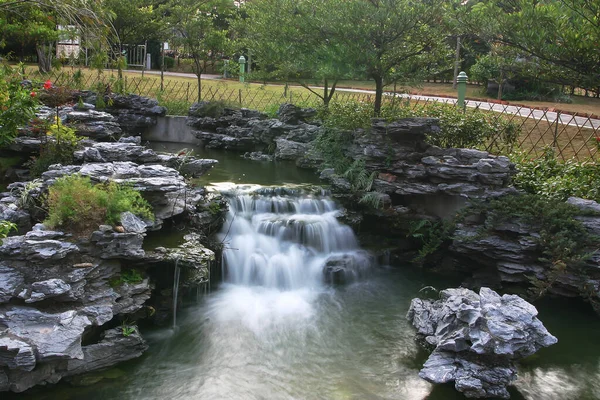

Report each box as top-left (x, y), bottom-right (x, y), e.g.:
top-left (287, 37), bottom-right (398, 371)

top-left (238, 55), bottom-right (246, 83)
top-left (457, 71), bottom-right (468, 110)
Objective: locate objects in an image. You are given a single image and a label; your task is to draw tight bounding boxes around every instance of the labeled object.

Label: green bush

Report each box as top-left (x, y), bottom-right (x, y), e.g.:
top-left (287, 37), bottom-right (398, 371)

top-left (29, 121), bottom-right (81, 177)
top-left (316, 100), bottom-right (519, 151)
top-left (163, 56), bottom-right (176, 69)
top-left (511, 149), bottom-right (600, 203)
top-left (45, 175), bottom-right (153, 234)
top-left (0, 63), bottom-right (39, 146)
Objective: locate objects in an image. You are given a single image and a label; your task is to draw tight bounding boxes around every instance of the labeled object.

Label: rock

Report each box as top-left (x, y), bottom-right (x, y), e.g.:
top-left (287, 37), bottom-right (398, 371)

top-left (26, 279), bottom-right (71, 303)
top-left (188, 101), bottom-right (226, 118)
top-left (277, 103), bottom-right (317, 124)
top-left (119, 211), bottom-right (147, 233)
top-left (0, 306), bottom-right (92, 362)
top-left (65, 328), bottom-right (148, 376)
top-left (243, 151), bottom-right (274, 162)
top-left (322, 252), bottom-right (372, 284)
top-left (89, 229), bottom-right (145, 260)
top-left (407, 287), bottom-right (557, 398)
top-left (274, 138), bottom-right (309, 160)
top-left (0, 263), bottom-right (24, 303)
top-left (567, 197), bottom-right (600, 214)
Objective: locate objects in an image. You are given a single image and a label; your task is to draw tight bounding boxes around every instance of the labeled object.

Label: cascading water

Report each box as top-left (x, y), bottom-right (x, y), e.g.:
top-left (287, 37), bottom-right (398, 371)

top-left (219, 185), bottom-right (372, 291)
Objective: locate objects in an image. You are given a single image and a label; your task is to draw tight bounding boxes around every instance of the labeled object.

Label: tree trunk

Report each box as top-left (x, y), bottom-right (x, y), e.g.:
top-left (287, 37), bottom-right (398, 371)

top-left (323, 79), bottom-right (329, 107)
top-left (373, 75), bottom-right (384, 115)
top-left (497, 70), bottom-right (504, 100)
top-left (36, 43), bottom-right (53, 73)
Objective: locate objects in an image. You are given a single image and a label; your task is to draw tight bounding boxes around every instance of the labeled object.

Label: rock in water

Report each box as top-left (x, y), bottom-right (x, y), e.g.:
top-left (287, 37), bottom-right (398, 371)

top-left (407, 287), bottom-right (557, 398)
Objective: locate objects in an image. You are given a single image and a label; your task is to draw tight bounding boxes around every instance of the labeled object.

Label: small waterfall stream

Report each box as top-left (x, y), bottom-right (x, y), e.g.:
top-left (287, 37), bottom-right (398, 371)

top-left (172, 259), bottom-right (181, 328)
top-left (219, 185), bottom-right (372, 290)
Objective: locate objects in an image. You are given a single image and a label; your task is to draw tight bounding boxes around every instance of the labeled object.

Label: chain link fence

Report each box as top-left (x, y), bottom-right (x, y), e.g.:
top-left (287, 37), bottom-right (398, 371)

top-left (44, 69), bottom-right (600, 162)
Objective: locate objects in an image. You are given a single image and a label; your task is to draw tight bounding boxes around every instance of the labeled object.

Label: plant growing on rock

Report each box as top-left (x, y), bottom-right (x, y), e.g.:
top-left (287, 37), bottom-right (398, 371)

top-left (472, 193), bottom-right (598, 300)
top-left (45, 175), bottom-right (154, 235)
top-left (28, 120), bottom-right (81, 177)
top-left (0, 220), bottom-right (17, 241)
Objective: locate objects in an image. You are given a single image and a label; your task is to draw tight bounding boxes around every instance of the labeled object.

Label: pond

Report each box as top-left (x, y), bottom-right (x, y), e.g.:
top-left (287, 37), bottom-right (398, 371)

top-left (8, 145), bottom-right (600, 400)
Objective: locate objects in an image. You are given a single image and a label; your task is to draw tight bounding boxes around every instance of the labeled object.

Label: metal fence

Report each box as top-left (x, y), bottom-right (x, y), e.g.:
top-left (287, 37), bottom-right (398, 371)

top-left (43, 69), bottom-right (600, 162)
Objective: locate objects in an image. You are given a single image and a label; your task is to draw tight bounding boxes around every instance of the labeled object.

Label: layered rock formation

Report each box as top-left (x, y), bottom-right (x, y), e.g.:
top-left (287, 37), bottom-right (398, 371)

top-left (0, 94), bottom-right (222, 392)
top-left (407, 287), bottom-right (557, 398)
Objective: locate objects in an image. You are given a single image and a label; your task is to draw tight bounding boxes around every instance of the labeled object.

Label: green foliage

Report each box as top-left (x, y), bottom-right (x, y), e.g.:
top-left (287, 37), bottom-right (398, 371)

top-left (110, 269), bottom-right (144, 287)
top-left (0, 220), bottom-right (17, 240)
top-left (407, 219), bottom-right (457, 262)
top-left (467, 0), bottom-right (600, 93)
top-left (0, 63), bottom-right (39, 146)
top-left (163, 56), bottom-right (176, 69)
top-left (343, 159), bottom-right (375, 192)
top-left (29, 121), bottom-right (81, 177)
top-left (45, 175), bottom-right (153, 235)
top-left (313, 126), bottom-right (354, 173)
top-left (511, 149), bottom-right (600, 203)
top-left (474, 193), bottom-right (598, 298)
top-left (120, 321), bottom-right (137, 337)
top-left (317, 100), bottom-right (519, 151)
top-left (418, 103), bottom-right (520, 151)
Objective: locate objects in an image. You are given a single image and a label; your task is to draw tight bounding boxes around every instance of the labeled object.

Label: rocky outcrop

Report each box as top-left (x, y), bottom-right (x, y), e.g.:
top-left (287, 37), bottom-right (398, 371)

top-left (38, 161), bottom-right (202, 229)
top-left (0, 227), bottom-right (153, 392)
top-left (73, 139), bottom-right (217, 178)
top-left (407, 287), bottom-right (557, 398)
top-left (187, 102), bottom-right (320, 156)
top-left (81, 93), bottom-right (167, 134)
top-left (448, 196), bottom-right (600, 302)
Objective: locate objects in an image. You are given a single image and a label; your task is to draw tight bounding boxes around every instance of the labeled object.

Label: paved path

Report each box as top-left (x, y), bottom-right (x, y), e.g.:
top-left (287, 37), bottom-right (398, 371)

top-left (123, 69), bottom-right (599, 129)
top-left (123, 69), bottom-right (222, 80)
top-left (333, 88), bottom-right (600, 130)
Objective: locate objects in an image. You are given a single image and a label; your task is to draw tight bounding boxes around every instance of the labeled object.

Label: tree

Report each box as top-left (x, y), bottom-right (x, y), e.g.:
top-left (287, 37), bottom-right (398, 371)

top-left (0, 0), bottom-right (111, 72)
top-left (242, 0), bottom-right (356, 106)
top-left (344, 0), bottom-right (452, 114)
top-left (105, 0), bottom-right (161, 47)
top-left (463, 0), bottom-right (600, 93)
top-left (166, 0), bottom-right (235, 101)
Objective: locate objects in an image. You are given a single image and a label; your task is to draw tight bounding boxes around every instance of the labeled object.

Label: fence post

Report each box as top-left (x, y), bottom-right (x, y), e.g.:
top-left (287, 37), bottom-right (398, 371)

top-left (553, 111), bottom-right (561, 148)
top-left (457, 71), bottom-right (468, 111)
top-left (239, 89), bottom-right (242, 106)
top-left (186, 83), bottom-right (190, 103)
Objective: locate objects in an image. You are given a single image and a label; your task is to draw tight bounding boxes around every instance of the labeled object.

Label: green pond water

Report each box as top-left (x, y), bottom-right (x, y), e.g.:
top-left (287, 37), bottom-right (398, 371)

top-left (8, 145), bottom-right (600, 400)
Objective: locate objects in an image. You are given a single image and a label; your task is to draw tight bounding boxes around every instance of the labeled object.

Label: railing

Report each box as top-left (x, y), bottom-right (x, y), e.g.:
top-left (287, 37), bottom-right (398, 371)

top-left (41, 69), bottom-right (600, 162)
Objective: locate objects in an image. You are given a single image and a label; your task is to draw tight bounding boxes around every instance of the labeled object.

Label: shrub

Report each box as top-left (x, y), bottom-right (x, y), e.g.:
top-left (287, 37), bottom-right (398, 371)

top-left (0, 63), bottom-right (39, 146)
top-left (511, 149), bottom-right (600, 203)
top-left (316, 100), bottom-right (519, 151)
top-left (29, 121), bottom-right (81, 177)
top-left (45, 175), bottom-right (153, 235)
top-left (163, 56), bottom-right (176, 69)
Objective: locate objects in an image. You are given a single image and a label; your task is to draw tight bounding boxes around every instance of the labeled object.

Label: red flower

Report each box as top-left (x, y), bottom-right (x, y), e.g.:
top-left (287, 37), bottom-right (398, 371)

top-left (30, 91), bottom-right (36, 98)
top-left (43, 80), bottom-right (52, 90)
top-left (596, 136), bottom-right (600, 142)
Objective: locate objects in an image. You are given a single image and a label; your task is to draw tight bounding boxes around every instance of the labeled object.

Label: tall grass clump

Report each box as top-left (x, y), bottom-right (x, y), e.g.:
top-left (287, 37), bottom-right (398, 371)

top-left (45, 175), bottom-right (153, 234)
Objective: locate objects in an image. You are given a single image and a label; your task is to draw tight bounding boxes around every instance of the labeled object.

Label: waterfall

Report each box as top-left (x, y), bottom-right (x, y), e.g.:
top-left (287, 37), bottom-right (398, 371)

top-left (218, 185), bottom-right (372, 290)
top-left (172, 259), bottom-right (181, 328)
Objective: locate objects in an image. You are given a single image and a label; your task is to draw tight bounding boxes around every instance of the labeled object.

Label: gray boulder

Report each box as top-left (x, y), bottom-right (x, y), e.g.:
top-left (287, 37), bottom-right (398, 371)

top-left (407, 287), bottom-right (557, 398)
